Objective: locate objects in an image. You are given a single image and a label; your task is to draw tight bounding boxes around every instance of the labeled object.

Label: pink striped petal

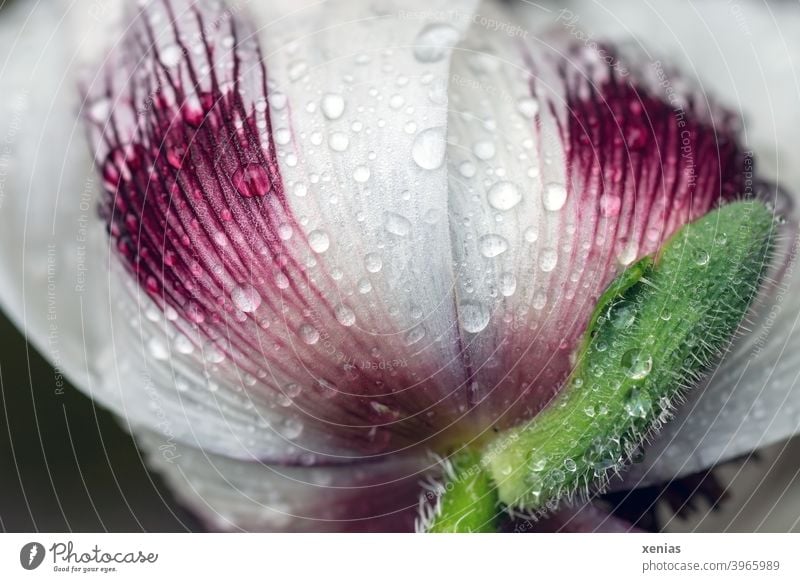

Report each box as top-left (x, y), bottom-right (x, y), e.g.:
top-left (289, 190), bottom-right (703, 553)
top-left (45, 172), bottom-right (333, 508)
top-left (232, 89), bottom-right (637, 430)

top-left (84, 0), bottom-right (479, 463)
top-left (444, 12), bottom-right (747, 436)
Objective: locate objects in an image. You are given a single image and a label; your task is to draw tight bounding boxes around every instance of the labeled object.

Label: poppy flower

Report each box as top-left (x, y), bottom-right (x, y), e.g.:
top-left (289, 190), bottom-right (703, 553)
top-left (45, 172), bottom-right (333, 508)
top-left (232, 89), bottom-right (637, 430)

top-left (0, 0), bottom-right (798, 532)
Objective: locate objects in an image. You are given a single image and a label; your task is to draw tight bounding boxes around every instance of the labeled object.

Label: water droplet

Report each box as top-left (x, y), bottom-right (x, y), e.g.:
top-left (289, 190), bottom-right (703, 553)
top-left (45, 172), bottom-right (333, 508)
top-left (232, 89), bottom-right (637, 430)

top-left (334, 304), bottom-right (356, 327)
top-left (413, 23), bottom-right (459, 63)
top-left (499, 272), bottom-right (517, 297)
top-left (231, 283), bottom-right (262, 312)
top-left (321, 93), bottom-right (345, 120)
top-left (424, 208), bottom-right (442, 224)
top-left (617, 243), bottom-right (638, 266)
top-left (204, 341), bottom-right (226, 363)
top-left (533, 291), bottom-right (547, 310)
top-left (278, 223), bottom-right (293, 240)
top-left (539, 248), bottom-right (558, 272)
top-left (288, 60), bottom-right (309, 81)
top-left (357, 278), bottom-right (373, 294)
top-left (232, 163), bottom-right (271, 198)
top-left (459, 161), bottom-right (476, 178)
top-left (299, 324), bottom-right (320, 345)
top-left (524, 226), bottom-right (539, 243)
top-left (88, 98), bottom-right (111, 122)
top-left (542, 182), bottom-right (567, 211)
top-left (459, 301), bottom-right (490, 333)
top-left (660, 310), bottom-right (672, 321)
top-left (412, 126), bottom-right (447, 170)
top-left (625, 389), bottom-right (652, 418)
top-left (473, 140), bottom-right (496, 160)
top-left (353, 165), bottom-right (371, 183)
top-left (531, 458), bottom-right (547, 472)
top-left (174, 334), bottom-right (194, 355)
top-left (610, 301), bottom-right (636, 329)
top-left (147, 337), bottom-right (169, 361)
top-left (487, 181), bottom-right (522, 211)
top-left (695, 249), bottom-right (710, 266)
top-left (479, 234), bottom-right (509, 258)
top-left (160, 44), bottom-right (183, 67)
top-left (364, 252), bottom-right (383, 273)
top-left (328, 131), bottom-right (349, 152)
top-left (308, 229), bottom-right (330, 253)
top-left (384, 211), bottom-right (412, 237)
top-left (621, 349), bottom-right (653, 380)
top-left (275, 272), bottom-right (290, 289)
top-left (517, 97), bottom-right (539, 119)
top-left (280, 418), bottom-right (304, 439)
top-left (599, 193), bottom-right (621, 217)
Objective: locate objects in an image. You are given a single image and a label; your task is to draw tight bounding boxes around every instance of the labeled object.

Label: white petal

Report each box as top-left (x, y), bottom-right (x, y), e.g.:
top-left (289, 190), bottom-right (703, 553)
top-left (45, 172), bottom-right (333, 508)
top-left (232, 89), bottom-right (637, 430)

top-left (139, 431), bottom-right (430, 532)
top-left (0, 0), bottom-right (120, 404)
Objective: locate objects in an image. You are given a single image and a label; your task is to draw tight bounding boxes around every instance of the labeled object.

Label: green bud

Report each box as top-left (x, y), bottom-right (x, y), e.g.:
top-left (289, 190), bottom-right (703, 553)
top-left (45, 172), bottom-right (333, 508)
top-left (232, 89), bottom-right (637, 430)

top-left (485, 201), bottom-right (775, 510)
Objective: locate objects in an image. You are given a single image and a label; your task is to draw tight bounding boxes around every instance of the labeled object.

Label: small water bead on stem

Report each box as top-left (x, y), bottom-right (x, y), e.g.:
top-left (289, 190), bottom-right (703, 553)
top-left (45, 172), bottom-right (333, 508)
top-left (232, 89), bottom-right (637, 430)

top-left (482, 201), bottom-right (775, 511)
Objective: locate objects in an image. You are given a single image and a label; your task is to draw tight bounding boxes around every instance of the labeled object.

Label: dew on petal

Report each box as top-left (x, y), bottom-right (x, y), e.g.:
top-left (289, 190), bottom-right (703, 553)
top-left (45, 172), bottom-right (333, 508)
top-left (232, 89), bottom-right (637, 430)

top-left (473, 140), bottom-right (496, 161)
top-left (231, 283), bottom-right (262, 313)
top-left (599, 193), bottom-right (621, 217)
top-left (232, 163), bottom-right (271, 198)
top-left (517, 97), bottom-right (540, 119)
top-left (459, 301), bottom-right (490, 333)
top-left (280, 418), bottom-right (304, 439)
top-left (384, 211), bottom-right (412, 237)
top-left (539, 248), bottom-right (558, 272)
top-left (299, 324), bottom-right (320, 345)
top-left (328, 131), bottom-right (350, 152)
top-left (334, 304), bottom-right (356, 327)
top-left (458, 161), bottom-right (476, 178)
top-left (353, 165), bottom-right (371, 183)
top-left (204, 341), bottom-right (226, 363)
top-left (160, 44), bottom-right (183, 67)
top-left (499, 272), bottom-right (517, 297)
top-left (487, 181), bottom-right (522, 211)
top-left (321, 93), bottom-right (345, 120)
top-left (412, 126), bottom-right (447, 170)
top-left (277, 223), bottom-right (293, 240)
top-left (542, 182), bottom-right (567, 211)
top-left (364, 252), bottom-right (383, 273)
top-left (147, 337), bottom-right (169, 361)
top-left (413, 23), bottom-right (459, 63)
top-left (308, 229), bottom-right (330, 253)
top-left (479, 234), bottom-right (509, 258)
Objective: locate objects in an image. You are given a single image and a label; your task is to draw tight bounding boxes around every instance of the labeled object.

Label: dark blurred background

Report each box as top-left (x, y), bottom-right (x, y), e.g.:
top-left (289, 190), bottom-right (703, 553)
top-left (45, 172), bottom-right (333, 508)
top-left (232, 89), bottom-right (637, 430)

top-left (0, 311), bottom-right (201, 532)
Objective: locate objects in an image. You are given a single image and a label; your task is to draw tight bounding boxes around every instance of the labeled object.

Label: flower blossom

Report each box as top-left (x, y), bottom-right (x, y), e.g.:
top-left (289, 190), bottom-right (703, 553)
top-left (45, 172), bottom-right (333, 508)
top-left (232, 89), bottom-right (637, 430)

top-left (1, 0), bottom-right (799, 532)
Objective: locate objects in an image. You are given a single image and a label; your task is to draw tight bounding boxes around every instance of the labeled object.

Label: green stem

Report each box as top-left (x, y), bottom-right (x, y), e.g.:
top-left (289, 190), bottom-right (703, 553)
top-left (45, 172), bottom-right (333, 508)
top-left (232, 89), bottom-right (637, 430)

top-left (425, 449), bottom-right (499, 533)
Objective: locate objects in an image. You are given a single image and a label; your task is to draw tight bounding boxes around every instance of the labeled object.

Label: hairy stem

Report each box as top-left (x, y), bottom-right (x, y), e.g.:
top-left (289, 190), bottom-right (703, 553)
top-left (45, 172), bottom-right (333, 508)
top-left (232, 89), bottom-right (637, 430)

top-left (485, 200), bottom-right (775, 510)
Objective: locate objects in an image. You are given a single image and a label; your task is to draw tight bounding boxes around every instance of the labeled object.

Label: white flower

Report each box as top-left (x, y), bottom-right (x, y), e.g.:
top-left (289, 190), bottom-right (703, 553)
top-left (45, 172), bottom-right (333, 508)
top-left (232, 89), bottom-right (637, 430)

top-left (0, 0), bottom-right (799, 531)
